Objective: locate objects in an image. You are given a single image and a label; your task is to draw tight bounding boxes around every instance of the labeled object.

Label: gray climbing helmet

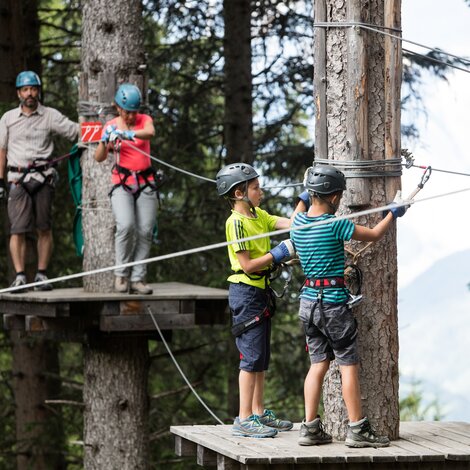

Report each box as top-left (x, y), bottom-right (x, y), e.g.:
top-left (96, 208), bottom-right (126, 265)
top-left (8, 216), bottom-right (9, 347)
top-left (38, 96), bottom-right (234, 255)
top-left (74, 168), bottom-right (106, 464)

top-left (216, 163), bottom-right (259, 196)
top-left (304, 165), bottom-right (346, 195)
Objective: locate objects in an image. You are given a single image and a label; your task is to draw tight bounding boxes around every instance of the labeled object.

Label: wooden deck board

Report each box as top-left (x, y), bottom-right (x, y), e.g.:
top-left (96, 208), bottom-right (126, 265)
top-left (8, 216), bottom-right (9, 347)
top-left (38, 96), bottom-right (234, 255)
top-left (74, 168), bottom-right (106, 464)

top-left (0, 282), bottom-right (228, 303)
top-left (0, 282), bottom-right (228, 336)
top-left (171, 422), bottom-right (470, 468)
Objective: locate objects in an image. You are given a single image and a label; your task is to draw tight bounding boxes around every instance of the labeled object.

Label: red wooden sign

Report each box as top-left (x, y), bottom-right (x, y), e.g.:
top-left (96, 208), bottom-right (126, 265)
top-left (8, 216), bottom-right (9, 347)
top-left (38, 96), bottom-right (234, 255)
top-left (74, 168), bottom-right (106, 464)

top-left (81, 122), bottom-right (103, 143)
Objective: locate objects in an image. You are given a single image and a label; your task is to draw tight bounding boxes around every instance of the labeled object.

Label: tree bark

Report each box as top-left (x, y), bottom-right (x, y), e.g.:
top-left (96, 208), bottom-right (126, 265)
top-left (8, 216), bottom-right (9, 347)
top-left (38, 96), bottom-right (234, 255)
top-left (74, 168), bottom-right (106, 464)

top-left (223, 0), bottom-right (254, 418)
top-left (83, 336), bottom-right (149, 470)
top-left (80, 0), bottom-right (146, 292)
top-left (1, 3), bottom-right (64, 468)
top-left (11, 333), bottom-right (65, 470)
top-left (223, 0), bottom-right (253, 164)
top-left (80, 2), bottom-right (150, 468)
top-left (316, 0), bottom-right (401, 440)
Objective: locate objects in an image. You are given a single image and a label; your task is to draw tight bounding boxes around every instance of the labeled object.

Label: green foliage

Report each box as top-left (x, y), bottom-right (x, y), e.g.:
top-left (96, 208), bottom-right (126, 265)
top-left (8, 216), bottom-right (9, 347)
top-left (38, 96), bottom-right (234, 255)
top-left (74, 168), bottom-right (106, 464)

top-left (399, 378), bottom-right (444, 421)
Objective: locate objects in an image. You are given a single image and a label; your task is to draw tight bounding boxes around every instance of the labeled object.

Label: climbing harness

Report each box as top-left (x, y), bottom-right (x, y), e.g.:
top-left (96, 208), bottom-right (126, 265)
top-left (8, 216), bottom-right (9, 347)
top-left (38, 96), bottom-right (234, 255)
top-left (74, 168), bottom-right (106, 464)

top-left (230, 287), bottom-right (276, 337)
top-left (303, 277), bottom-right (358, 349)
top-left (109, 139), bottom-right (166, 200)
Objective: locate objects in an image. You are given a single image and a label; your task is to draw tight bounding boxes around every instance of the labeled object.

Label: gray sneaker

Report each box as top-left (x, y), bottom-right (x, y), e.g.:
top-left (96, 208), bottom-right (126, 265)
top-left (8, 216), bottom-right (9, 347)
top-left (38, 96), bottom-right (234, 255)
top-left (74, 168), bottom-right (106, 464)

top-left (259, 409), bottom-right (293, 431)
top-left (10, 274), bottom-right (27, 293)
top-left (298, 416), bottom-right (332, 446)
top-left (232, 415), bottom-right (278, 438)
top-left (115, 276), bottom-right (129, 293)
top-left (345, 417), bottom-right (390, 448)
top-left (130, 281), bottom-right (153, 295)
top-left (34, 272), bottom-right (53, 291)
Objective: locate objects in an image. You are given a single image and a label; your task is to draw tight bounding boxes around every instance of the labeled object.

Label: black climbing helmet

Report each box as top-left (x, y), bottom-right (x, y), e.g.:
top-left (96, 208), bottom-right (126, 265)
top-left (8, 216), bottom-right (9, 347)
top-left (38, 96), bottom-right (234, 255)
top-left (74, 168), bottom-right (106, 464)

top-left (304, 165), bottom-right (346, 195)
top-left (216, 163), bottom-right (259, 197)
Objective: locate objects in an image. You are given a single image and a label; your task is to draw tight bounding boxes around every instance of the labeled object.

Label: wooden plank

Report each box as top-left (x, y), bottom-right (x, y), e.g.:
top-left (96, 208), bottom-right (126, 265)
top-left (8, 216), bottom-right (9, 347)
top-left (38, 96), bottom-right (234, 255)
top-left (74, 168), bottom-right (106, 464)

top-left (400, 431), bottom-right (470, 461)
top-left (415, 422), bottom-right (470, 445)
top-left (2, 314), bottom-right (25, 331)
top-left (0, 301), bottom-right (69, 317)
top-left (402, 422), bottom-right (470, 460)
top-left (100, 313), bottom-right (195, 332)
top-left (0, 282), bottom-right (228, 303)
top-left (197, 444), bottom-right (218, 467)
top-left (217, 454), bottom-right (240, 470)
top-left (174, 435), bottom-right (197, 457)
top-left (170, 425), bottom-right (268, 464)
top-left (119, 299), bottom-right (181, 316)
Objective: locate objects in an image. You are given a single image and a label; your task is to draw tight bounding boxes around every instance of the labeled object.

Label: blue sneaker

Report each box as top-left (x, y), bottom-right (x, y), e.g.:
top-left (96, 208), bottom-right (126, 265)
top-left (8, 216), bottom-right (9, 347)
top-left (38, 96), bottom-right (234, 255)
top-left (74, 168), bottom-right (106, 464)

top-left (232, 415), bottom-right (278, 438)
top-left (259, 409), bottom-right (293, 431)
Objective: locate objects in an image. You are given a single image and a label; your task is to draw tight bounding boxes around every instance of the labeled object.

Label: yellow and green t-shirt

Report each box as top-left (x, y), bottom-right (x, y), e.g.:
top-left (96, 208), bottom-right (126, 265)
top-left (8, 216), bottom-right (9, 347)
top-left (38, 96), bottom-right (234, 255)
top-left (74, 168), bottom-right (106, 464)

top-left (225, 208), bottom-right (280, 289)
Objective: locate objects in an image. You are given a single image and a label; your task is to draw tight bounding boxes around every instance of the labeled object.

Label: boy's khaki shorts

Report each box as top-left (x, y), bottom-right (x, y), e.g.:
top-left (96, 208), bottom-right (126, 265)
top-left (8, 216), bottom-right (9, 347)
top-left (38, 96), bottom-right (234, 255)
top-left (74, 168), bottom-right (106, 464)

top-left (299, 298), bottom-right (359, 366)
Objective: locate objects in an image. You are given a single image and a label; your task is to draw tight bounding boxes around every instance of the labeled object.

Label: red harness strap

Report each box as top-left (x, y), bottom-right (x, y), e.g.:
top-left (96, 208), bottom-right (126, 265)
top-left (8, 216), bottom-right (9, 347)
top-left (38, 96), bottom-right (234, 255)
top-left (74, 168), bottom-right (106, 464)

top-left (304, 277), bottom-right (345, 288)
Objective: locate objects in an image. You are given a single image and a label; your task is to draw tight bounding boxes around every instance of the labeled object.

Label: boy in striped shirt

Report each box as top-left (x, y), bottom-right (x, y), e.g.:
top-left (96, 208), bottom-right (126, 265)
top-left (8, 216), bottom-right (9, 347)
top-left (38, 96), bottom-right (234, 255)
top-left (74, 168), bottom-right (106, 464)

top-left (291, 165), bottom-right (406, 448)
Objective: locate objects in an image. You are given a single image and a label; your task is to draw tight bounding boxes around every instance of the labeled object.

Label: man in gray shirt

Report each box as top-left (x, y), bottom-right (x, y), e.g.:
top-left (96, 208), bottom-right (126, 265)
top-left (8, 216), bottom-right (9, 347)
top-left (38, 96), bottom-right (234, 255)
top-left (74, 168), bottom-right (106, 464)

top-left (0, 71), bottom-right (79, 290)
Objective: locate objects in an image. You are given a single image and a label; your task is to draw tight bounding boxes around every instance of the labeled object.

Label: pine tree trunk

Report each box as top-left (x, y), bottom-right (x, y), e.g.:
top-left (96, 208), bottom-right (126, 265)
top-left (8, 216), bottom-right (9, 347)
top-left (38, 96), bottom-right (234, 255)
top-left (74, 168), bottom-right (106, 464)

top-left (80, 2), bottom-right (150, 468)
top-left (315, 0), bottom-right (400, 439)
top-left (223, 0), bottom-right (253, 164)
top-left (223, 0), bottom-right (254, 418)
top-left (83, 337), bottom-right (149, 470)
top-left (80, 0), bottom-right (145, 292)
top-left (1, 3), bottom-right (64, 468)
top-left (11, 334), bottom-right (65, 470)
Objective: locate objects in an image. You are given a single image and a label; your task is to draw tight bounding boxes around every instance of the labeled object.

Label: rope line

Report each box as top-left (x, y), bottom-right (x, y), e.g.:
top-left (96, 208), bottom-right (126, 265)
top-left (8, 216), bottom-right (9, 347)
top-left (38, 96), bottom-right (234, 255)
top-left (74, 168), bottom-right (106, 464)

top-left (147, 307), bottom-right (224, 425)
top-left (2, 185), bottom-right (470, 294)
top-left (313, 21), bottom-right (470, 73)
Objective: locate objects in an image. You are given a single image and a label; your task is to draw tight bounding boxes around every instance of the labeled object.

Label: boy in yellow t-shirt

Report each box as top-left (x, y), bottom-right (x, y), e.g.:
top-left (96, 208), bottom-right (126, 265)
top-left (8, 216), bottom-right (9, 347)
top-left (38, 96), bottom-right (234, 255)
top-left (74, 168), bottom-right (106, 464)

top-left (216, 162), bottom-right (297, 438)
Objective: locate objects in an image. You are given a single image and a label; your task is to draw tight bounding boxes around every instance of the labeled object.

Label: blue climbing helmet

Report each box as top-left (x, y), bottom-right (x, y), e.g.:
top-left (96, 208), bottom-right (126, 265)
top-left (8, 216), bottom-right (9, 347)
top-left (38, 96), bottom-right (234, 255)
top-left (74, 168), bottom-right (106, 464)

top-left (304, 165), bottom-right (346, 195)
top-left (216, 163), bottom-right (259, 197)
top-left (114, 83), bottom-right (142, 111)
top-left (16, 71), bottom-right (42, 88)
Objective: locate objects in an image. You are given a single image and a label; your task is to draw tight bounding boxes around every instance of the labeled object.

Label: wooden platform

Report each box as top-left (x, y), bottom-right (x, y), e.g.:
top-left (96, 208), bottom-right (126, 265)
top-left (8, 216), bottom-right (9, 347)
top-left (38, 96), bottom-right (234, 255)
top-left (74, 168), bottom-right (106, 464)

top-left (171, 421), bottom-right (470, 469)
top-left (0, 282), bottom-right (228, 340)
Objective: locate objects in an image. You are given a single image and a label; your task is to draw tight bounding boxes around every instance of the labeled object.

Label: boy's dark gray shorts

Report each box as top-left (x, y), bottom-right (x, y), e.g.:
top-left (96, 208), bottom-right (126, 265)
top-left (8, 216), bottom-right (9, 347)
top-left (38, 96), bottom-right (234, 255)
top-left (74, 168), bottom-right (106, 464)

top-left (229, 282), bottom-right (271, 372)
top-left (8, 180), bottom-right (54, 234)
top-left (299, 298), bottom-right (359, 366)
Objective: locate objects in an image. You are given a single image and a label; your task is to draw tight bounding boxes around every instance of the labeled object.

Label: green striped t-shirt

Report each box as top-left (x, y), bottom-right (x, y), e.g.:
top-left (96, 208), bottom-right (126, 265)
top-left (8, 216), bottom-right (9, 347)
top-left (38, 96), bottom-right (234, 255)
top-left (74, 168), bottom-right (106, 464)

top-left (291, 212), bottom-right (355, 303)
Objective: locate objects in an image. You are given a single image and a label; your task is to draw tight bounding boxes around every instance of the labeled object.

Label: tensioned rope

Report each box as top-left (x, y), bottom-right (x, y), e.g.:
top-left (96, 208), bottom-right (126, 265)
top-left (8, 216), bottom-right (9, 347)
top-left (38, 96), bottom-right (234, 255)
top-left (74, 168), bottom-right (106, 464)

top-left (2, 184), bottom-right (470, 295)
top-left (147, 306), bottom-right (225, 425)
top-left (313, 21), bottom-right (470, 74)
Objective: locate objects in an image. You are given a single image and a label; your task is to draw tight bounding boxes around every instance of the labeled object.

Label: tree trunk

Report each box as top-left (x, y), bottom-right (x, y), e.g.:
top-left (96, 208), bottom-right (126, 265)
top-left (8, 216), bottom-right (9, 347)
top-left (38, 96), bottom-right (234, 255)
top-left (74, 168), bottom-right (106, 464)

top-left (223, 0), bottom-right (254, 418)
top-left (80, 0), bottom-right (146, 292)
top-left (1, 3), bottom-right (64, 468)
top-left (0, 0), bottom-right (41, 103)
top-left (80, 2), bottom-right (150, 468)
top-left (11, 333), bottom-right (65, 470)
top-left (223, 0), bottom-right (253, 164)
top-left (83, 337), bottom-right (149, 470)
top-left (315, 0), bottom-right (401, 439)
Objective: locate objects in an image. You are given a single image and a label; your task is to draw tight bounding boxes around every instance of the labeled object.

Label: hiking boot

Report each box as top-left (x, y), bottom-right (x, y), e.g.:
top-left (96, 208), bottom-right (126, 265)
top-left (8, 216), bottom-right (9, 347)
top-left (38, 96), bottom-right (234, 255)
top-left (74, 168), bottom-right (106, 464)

top-left (34, 272), bottom-right (53, 291)
top-left (114, 276), bottom-right (129, 293)
top-left (232, 415), bottom-right (278, 438)
top-left (10, 274), bottom-right (28, 293)
top-left (345, 417), bottom-right (390, 448)
top-left (259, 409), bottom-right (293, 432)
top-left (298, 416), bottom-right (332, 446)
top-left (130, 281), bottom-right (153, 295)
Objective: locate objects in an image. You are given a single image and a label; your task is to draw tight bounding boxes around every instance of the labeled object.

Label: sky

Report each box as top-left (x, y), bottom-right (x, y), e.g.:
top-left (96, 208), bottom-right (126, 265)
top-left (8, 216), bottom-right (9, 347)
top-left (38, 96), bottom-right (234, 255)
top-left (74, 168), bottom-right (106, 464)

top-left (398, 0), bottom-right (470, 420)
top-left (399, 0), bottom-right (470, 287)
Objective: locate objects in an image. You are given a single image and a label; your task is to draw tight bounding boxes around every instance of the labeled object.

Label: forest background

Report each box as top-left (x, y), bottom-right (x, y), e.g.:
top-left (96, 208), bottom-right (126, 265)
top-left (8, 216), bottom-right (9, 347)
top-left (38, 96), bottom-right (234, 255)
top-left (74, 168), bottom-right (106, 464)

top-left (0, 0), bottom-right (467, 468)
